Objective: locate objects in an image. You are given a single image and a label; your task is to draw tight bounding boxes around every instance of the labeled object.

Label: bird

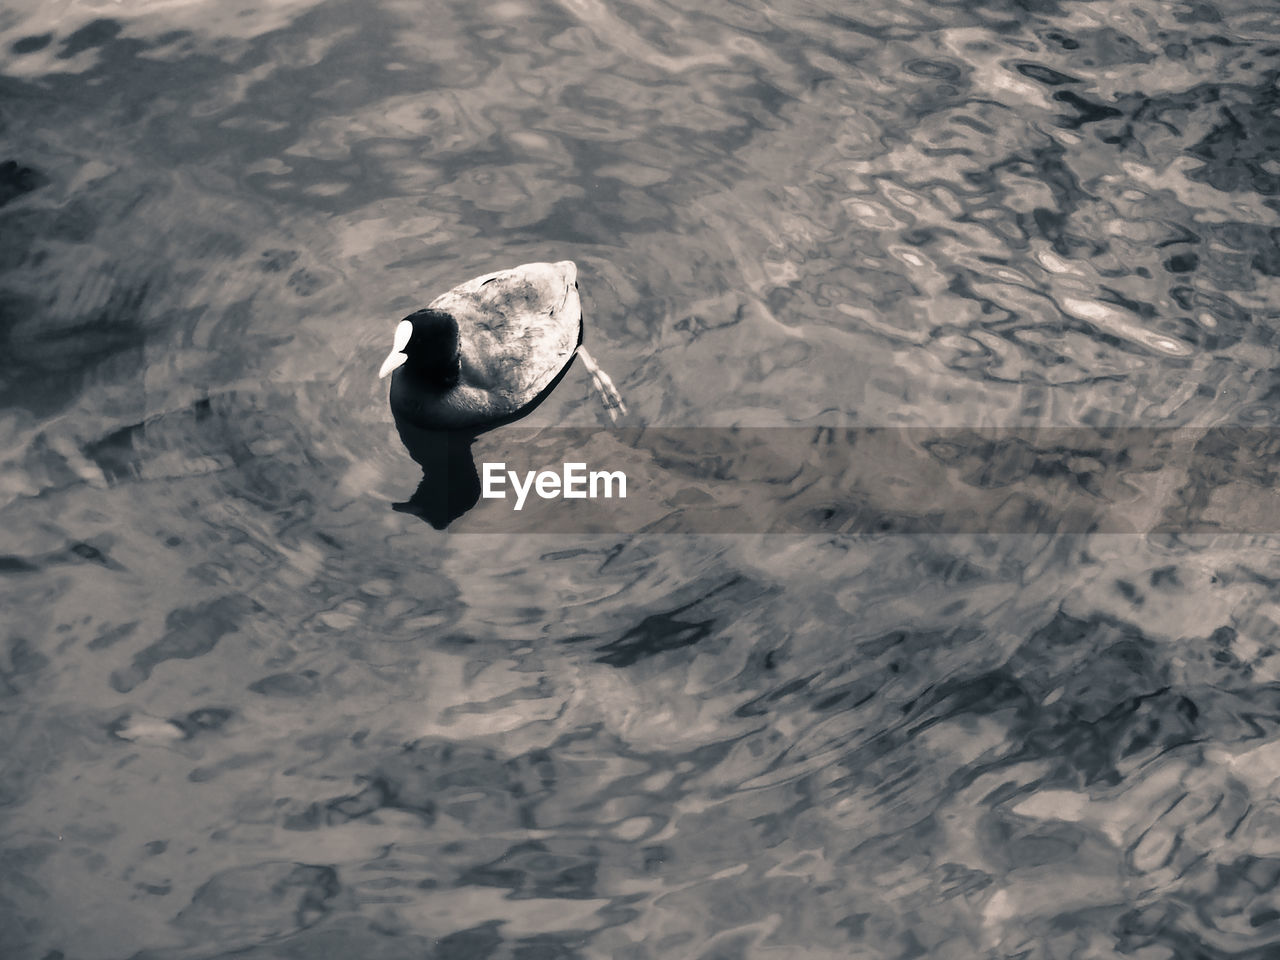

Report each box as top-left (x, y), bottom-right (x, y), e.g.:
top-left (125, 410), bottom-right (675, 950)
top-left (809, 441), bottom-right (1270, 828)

top-left (379, 260), bottom-right (625, 431)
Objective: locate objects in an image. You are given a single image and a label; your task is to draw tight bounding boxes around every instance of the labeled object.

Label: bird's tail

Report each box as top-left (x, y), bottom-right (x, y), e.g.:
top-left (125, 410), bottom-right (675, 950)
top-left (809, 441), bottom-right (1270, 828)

top-left (576, 346), bottom-right (627, 423)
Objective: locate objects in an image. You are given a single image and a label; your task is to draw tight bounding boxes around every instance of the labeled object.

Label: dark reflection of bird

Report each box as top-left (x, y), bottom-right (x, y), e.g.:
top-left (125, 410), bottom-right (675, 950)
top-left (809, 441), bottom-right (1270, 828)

top-left (389, 421), bottom-right (483, 530)
top-left (380, 260), bottom-right (625, 528)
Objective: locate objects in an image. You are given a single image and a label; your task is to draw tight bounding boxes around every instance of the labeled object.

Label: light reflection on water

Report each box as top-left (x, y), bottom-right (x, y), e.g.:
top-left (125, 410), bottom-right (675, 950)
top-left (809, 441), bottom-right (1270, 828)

top-left (3, 0), bottom-right (1280, 957)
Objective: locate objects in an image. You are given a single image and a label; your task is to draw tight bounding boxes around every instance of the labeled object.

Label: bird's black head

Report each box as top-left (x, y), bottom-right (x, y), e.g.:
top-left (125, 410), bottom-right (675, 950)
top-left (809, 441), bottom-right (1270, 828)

top-left (380, 308), bottom-right (461, 388)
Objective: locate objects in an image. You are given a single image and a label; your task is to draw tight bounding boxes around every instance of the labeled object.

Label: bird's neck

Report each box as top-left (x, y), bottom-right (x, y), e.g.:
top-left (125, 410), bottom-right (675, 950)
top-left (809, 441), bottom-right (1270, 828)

top-left (407, 351), bottom-right (461, 390)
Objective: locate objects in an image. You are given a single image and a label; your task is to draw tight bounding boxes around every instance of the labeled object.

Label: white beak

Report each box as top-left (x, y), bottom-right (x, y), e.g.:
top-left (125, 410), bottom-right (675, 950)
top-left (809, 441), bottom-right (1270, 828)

top-left (379, 319), bottom-right (414, 378)
top-left (379, 349), bottom-right (407, 378)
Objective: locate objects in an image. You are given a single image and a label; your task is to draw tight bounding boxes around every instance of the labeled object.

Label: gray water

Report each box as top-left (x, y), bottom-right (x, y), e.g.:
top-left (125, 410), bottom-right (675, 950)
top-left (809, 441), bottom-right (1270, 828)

top-left (3, 0), bottom-right (1280, 957)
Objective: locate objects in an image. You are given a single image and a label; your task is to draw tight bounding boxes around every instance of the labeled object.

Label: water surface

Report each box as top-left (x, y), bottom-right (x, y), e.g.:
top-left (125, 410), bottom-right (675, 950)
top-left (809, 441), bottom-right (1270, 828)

top-left (3, 0), bottom-right (1280, 957)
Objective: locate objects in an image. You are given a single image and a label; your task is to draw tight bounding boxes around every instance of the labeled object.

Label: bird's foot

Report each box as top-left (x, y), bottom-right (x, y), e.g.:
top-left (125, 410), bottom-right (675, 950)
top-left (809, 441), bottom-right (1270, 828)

top-left (576, 346), bottom-right (628, 423)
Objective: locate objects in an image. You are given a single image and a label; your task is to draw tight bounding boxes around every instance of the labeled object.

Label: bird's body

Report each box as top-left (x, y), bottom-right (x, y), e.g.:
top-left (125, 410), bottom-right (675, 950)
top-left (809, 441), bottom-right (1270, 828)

top-left (380, 259), bottom-right (627, 527)
top-left (382, 260), bottom-right (588, 431)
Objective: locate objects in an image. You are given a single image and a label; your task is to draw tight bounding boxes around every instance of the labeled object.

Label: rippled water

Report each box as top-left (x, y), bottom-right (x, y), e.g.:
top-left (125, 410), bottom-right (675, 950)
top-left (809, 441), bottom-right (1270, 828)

top-left (3, 0), bottom-right (1280, 957)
